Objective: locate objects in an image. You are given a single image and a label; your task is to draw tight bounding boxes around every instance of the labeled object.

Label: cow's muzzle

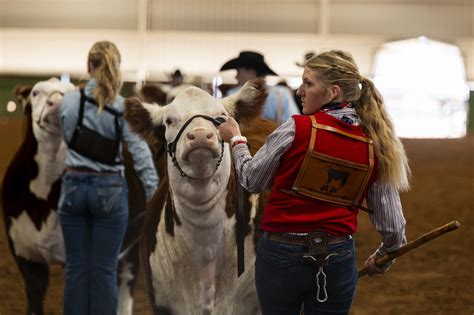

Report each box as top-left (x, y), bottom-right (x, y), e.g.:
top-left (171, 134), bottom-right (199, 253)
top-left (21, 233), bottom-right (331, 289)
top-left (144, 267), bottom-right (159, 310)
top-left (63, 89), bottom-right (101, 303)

top-left (167, 115), bottom-right (226, 179)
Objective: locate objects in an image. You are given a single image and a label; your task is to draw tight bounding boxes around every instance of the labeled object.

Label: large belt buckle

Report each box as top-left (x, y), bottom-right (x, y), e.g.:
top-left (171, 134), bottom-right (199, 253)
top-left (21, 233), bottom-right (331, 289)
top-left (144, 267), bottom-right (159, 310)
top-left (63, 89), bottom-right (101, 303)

top-left (303, 231), bottom-right (334, 267)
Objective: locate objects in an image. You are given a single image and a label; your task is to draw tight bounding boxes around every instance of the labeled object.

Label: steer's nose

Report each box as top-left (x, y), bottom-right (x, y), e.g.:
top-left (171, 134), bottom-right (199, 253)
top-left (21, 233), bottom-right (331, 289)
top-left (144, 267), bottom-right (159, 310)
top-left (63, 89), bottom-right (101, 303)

top-left (186, 129), bottom-right (216, 146)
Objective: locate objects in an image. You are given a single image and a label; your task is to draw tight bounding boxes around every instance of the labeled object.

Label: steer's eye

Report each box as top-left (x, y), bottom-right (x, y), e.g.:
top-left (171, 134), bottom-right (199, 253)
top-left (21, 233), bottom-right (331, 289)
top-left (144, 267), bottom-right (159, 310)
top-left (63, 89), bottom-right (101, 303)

top-left (32, 90), bottom-right (39, 97)
top-left (164, 115), bottom-right (179, 127)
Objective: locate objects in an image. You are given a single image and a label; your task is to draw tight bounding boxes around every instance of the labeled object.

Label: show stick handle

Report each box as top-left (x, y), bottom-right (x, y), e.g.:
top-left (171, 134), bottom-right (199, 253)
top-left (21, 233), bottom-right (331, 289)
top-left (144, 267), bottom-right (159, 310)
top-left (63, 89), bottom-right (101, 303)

top-left (358, 220), bottom-right (461, 278)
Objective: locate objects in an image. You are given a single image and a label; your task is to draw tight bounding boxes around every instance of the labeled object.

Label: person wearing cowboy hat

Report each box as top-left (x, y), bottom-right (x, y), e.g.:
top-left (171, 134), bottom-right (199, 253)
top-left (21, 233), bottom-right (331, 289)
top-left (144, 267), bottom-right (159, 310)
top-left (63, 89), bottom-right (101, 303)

top-left (220, 51), bottom-right (300, 125)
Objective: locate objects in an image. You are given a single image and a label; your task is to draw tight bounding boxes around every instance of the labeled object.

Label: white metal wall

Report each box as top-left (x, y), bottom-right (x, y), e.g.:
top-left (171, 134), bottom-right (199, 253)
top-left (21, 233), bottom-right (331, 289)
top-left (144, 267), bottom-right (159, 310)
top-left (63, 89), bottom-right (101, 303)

top-left (0, 0), bottom-right (472, 82)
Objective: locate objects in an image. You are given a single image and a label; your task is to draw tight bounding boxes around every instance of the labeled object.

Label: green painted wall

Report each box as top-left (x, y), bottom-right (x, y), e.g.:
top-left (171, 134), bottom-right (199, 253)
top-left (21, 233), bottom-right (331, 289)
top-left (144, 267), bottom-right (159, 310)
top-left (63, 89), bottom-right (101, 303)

top-left (0, 75), bottom-right (137, 117)
top-left (0, 75), bottom-right (50, 116)
top-left (2, 76), bottom-right (471, 134)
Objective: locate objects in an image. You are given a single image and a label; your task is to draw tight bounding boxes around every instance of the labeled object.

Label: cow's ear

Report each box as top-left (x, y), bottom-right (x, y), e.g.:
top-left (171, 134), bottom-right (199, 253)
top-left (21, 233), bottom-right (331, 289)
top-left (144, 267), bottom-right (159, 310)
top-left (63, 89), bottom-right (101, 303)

top-left (124, 97), bottom-right (164, 143)
top-left (222, 79), bottom-right (267, 124)
top-left (13, 85), bottom-right (32, 113)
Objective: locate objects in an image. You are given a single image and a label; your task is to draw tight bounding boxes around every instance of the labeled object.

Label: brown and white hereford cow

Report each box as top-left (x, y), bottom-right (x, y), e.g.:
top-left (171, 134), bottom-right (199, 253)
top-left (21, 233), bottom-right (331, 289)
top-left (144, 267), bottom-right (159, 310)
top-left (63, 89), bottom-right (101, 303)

top-left (125, 80), bottom-right (275, 315)
top-left (1, 78), bottom-right (148, 315)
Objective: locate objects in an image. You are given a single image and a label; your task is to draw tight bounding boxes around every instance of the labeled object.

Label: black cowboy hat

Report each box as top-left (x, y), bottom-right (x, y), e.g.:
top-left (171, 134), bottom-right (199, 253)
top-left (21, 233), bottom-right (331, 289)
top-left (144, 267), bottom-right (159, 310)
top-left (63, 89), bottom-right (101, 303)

top-left (220, 51), bottom-right (277, 76)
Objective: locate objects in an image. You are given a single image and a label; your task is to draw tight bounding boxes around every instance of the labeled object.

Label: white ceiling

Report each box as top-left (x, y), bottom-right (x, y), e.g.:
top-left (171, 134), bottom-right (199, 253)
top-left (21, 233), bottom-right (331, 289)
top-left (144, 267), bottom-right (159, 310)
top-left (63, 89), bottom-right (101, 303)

top-left (0, 0), bottom-right (472, 81)
top-left (1, 0), bottom-right (472, 39)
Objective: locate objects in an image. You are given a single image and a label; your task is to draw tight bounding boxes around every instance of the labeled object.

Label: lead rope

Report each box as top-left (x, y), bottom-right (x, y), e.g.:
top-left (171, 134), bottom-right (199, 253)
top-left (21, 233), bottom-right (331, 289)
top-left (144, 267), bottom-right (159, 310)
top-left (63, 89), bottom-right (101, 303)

top-left (316, 266), bottom-right (328, 302)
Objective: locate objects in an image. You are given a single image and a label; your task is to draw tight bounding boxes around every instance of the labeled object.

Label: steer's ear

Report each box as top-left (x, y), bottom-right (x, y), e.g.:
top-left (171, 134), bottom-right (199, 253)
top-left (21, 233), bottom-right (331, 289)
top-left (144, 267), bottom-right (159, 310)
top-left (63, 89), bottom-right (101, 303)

top-left (13, 85), bottom-right (32, 113)
top-left (222, 79), bottom-right (267, 124)
top-left (124, 97), bottom-right (164, 143)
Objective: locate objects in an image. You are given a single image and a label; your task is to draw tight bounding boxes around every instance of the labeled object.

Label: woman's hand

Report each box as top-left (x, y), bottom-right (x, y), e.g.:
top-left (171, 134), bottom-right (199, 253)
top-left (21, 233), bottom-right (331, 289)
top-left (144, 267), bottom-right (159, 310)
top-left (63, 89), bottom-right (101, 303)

top-left (363, 255), bottom-right (385, 276)
top-left (218, 117), bottom-right (241, 143)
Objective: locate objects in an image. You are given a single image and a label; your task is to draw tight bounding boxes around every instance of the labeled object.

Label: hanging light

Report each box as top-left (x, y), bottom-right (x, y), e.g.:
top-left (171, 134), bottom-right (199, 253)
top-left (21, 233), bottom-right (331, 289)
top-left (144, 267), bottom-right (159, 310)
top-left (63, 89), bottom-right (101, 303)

top-left (6, 101), bottom-right (17, 113)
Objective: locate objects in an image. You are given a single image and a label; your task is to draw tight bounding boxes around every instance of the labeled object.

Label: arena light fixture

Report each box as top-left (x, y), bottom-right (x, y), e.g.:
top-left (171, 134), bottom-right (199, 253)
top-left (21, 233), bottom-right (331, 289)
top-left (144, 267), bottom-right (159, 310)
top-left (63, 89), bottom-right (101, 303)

top-left (373, 37), bottom-right (469, 138)
top-left (6, 101), bottom-right (17, 113)
top-left (212, 76), bottom-right (223, 98)
top-left (60, 72), bottom-right (71, 85)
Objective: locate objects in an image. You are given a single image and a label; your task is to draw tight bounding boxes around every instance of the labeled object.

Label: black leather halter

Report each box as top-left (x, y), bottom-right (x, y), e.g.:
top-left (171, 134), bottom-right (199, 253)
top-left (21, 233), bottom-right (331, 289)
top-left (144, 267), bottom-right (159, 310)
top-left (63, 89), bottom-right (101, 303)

top-left (166, 115), bottom-right (226, 179)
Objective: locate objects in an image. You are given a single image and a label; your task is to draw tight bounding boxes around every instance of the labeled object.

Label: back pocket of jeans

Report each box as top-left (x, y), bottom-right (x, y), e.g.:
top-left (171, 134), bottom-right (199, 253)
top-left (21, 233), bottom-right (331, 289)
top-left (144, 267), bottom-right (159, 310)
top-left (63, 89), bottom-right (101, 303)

top-left (58, 184), bottom-right (77, 213)
top-left (95, 185), bottom-right (123, 213)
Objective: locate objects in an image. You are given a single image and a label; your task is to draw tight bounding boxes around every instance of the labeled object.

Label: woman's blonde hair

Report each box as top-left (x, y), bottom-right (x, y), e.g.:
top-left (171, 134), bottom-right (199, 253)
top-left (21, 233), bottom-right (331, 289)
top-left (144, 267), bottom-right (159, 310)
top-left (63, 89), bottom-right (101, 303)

top-left (305, 50), bottom-right (410, 190)
top-left (88, 41), bottom-right (122, 112)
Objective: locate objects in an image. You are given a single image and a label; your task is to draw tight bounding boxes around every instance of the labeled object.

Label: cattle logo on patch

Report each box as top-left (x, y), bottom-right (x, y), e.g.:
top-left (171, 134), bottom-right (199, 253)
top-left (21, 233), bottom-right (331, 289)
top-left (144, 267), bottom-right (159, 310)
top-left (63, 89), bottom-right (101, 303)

top-left (320, 166), bottom-right (349, 194)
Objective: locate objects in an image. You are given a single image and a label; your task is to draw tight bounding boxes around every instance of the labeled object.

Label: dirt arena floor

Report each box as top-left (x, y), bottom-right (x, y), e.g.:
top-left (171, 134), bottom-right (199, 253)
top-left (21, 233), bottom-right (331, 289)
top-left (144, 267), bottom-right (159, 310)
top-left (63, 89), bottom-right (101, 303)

top-left (0, 116), bottom-right (473, 314)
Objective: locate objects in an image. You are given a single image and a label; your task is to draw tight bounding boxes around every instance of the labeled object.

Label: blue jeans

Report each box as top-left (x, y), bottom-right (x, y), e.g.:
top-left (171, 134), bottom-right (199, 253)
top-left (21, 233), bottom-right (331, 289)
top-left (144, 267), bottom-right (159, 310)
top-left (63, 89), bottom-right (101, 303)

top-left (58, 173), bottom-right (128, 315)
top-left (255, 235), bottom-right (357, 315)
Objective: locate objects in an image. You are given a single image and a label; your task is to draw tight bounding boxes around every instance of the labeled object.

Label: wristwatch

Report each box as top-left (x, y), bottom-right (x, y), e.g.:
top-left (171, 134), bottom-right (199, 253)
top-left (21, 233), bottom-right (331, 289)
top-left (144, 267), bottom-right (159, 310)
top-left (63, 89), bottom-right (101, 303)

top-left (230, 135), bottom-right (248, 147)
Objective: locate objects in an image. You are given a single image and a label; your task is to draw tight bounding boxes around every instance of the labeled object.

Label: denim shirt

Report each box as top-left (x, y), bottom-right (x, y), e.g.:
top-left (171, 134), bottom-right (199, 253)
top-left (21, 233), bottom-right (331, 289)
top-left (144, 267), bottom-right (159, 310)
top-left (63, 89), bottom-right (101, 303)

top-left (60, 79), bottom-right (159, 200)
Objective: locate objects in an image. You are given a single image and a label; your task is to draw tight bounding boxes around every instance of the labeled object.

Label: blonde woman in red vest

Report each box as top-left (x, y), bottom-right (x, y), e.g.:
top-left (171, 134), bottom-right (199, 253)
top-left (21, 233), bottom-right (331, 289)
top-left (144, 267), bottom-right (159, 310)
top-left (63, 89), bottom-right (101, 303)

top-left (219, 50), bottom-right (410, 315)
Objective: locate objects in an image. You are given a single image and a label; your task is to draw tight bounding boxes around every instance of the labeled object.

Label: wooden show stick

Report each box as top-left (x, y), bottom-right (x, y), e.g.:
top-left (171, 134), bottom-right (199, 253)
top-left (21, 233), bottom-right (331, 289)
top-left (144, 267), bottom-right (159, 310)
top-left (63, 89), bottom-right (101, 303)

top-left (358, 220), bottom-right (460, 278)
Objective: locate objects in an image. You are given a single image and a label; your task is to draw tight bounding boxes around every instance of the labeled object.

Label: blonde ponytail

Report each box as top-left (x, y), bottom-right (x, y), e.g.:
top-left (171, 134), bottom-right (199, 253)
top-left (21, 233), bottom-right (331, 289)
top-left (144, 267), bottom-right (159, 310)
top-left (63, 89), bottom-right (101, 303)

top-left (88, 41), bottom-right (122, 112)
top-left (355, 77), bottom-right (410, 190)
top-left (306, 50), bottom-right (410, 190)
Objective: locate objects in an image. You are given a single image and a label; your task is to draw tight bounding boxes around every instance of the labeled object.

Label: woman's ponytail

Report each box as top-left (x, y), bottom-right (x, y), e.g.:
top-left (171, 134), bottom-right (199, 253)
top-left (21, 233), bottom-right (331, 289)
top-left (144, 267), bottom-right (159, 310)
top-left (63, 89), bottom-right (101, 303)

top-left (306, 50), bottom-right (410, 190)
top-left (88, 41), bottom-right (122, 112)
top-left (355, 77), bottom-right (410, 190)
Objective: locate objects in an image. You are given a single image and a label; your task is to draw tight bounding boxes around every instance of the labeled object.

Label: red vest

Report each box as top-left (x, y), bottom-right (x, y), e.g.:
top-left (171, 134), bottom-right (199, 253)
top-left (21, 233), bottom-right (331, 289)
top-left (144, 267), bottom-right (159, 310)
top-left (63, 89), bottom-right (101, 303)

top-left (261, 112), bottom-right (378, 235)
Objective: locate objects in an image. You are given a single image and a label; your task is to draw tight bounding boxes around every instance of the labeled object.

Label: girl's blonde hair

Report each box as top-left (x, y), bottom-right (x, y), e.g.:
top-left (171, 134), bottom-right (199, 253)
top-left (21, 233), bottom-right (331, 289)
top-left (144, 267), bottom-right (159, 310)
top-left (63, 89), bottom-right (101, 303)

top-left (88, 41), bottom-right (122, 112)
top-left (305, 50), bottom-right (410, 190)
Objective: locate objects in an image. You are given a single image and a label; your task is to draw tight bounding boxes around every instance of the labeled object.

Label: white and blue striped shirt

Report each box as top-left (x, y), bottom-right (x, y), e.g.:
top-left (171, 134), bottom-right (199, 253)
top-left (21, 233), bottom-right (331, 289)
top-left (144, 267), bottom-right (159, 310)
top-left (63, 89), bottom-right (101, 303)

top-left (232, 107), bottom-right (407, 264)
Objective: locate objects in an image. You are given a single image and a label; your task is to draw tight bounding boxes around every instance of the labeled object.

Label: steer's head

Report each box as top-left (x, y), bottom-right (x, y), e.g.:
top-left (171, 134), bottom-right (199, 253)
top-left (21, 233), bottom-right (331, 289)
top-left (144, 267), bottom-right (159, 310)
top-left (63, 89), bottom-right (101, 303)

top-left (125, 79), bottom-right (266, 192)
top-left (30, 78), bottom-right (75, 140)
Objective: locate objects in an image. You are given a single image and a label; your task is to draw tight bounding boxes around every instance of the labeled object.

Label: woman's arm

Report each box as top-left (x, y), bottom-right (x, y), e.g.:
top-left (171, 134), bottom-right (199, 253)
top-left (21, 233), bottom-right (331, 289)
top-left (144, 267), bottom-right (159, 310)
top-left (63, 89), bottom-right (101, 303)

top-left (122, 121), bottom-right (159, 200)
top-left (364, 181), bottom-right (407, 274)
top-left (219, 118), bottom-right (295, 193)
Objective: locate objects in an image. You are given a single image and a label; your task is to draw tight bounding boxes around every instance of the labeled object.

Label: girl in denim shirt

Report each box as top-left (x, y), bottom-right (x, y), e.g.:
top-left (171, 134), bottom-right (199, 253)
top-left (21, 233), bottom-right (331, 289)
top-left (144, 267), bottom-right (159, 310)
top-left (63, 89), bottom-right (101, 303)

top-left (58, 41), bottom-right (159, 314)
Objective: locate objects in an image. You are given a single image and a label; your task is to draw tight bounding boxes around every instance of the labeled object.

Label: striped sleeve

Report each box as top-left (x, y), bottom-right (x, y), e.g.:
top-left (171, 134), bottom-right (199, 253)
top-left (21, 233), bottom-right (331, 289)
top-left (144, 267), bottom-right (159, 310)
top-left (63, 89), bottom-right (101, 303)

top-left (367, 180), bottom-right (407, 269)
top-left (231, 118), bottom-right (295, 193)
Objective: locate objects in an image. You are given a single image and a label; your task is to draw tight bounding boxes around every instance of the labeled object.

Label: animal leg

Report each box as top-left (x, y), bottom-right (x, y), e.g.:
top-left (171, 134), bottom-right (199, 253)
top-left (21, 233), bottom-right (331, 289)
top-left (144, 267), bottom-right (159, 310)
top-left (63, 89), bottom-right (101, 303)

top-left (15, 255), bottom-right (49, 315)
top-left (117, 244), bottom-right (140, 315)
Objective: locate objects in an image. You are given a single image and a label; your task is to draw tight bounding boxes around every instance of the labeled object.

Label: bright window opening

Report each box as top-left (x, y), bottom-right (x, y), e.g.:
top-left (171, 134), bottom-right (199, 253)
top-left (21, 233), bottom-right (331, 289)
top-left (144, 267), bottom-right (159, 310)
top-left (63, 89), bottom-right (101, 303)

top-left (373, 37), bottom-right (469, 138)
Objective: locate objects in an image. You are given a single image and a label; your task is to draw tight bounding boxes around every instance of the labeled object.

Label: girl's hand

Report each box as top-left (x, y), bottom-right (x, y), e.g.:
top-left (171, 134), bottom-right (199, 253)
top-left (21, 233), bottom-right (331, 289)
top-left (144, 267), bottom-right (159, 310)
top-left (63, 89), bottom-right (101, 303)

top-left (218, 117), bottom-right (241, 143)
top-left (363, 255), bottom-right (385, 276)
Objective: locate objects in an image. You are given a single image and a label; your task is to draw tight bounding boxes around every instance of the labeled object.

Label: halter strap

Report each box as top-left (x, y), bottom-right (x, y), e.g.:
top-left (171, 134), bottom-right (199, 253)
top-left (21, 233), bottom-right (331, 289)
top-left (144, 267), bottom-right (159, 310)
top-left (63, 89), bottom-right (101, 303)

top-left (167, 114), bottom-right (225, 155)
top-left (166, 114), bottom-right (226, 180)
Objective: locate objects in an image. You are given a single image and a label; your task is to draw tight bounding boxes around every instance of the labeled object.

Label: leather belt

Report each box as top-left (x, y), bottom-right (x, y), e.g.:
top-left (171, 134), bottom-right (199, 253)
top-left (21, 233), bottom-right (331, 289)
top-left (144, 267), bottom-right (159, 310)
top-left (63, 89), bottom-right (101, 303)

top-left (263, 231), bottom-right (351, 246)
top-left (66, 166), bottom-right (120, 176)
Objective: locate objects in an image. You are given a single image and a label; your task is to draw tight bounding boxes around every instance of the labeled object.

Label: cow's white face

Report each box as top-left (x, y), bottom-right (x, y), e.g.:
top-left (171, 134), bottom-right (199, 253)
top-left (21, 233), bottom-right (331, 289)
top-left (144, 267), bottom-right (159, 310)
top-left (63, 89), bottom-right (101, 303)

top-left (28, 78), bottom-right (75, 200)
top-left (30, 78), bottom-right (75, 138)
top-left (163, 88), bottom-right (229, 180)
top-left (125, 79), bottom-right (267, 204)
